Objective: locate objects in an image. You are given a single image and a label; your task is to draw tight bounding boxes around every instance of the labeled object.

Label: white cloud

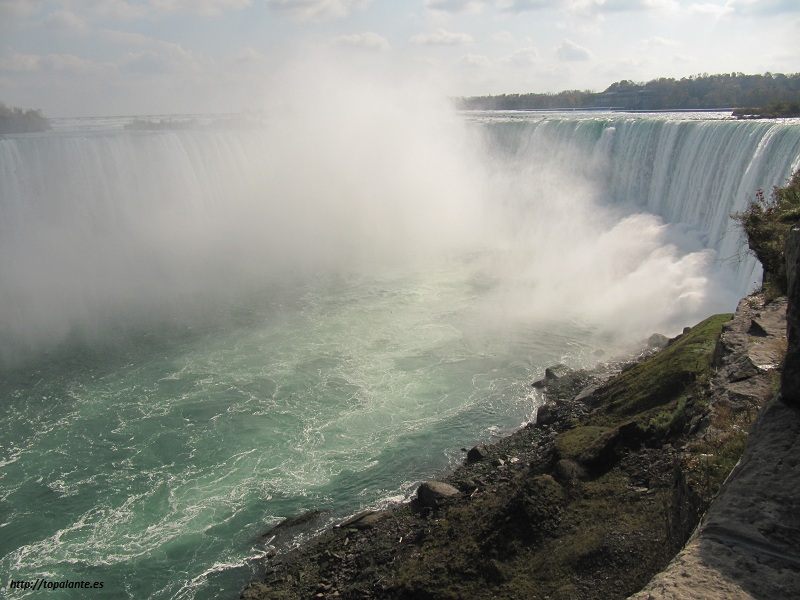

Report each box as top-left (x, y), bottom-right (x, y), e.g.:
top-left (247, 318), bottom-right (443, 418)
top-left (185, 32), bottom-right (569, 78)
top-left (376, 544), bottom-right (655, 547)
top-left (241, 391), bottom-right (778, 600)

top-left (732, 0), bottom-right (800, 16)
top-left (332, 31), bottom-right (390, 52)
top-left (411, 28), bottom-right (474, 46)
top-left (499, 0), bottom-right (558, 11)
top-left (500, 0), bottom-right (681, 17)
top-left (120, 49), bottom-right (200, 73)
top-left (504, 46), bottom-right (540, 65)
top-left (44, 10), bottom-right (90, 35)
top-left (671, 53), bottom-right (695, 64)
top-left (41, 53), bottom-right (107, 74)
top-left (0, 51), bottom-right (41, 72)
top-left (688, 2), bottom-right (734, 18)
top-left (556, 39), bottom-right (593, 61)
top-left (635, 35), bottom-right (678, 51)
top-left (233, 46), bottom-right (270, 64)
top-left (425, 0), bottom-right (490, 13)
top-left (460, 53), bottom-right (491, 67)
top-left (0, 0), bottom-right (38, 17)
top-left (103, 29), bottom-right (202, 73)
top-left (589, 0), bottom-right (680, 12)
top-left (0, 51), bottom-right (105, 74)
top-left (73, 0), bottom-right (150, 20)
top-left (265, 0), bottom-right (370, 21)
top-left (150, 0), bottom-right (252, 16)
top-left (491, 31), bottom-right (515, 43)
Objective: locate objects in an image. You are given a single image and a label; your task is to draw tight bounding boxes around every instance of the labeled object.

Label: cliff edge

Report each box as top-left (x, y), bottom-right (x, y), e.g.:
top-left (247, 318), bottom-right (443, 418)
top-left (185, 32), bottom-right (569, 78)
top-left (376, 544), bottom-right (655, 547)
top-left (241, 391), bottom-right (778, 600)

top-left (630, 227), bottom-right (800, 599)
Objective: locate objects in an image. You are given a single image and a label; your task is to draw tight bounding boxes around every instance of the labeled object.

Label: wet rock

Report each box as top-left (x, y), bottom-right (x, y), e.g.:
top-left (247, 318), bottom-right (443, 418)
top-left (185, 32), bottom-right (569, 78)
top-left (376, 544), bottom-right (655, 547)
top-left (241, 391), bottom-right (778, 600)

top-left (545, 363), bottom-right (572, 381)
top-left (647, 333), bottom-right (670, 349)
top-left (535, 403), bottom-right (556, 426)
top-left (263, 509), bottom-right (325, 538)
top-left (336, 510), bottom-right (385, 530)
top-left (467, 443), bottom-right (489, 463)
top-left (416, 481), bottom-right (460, 508)
top-left (574, 383), bottom-right (600, 403)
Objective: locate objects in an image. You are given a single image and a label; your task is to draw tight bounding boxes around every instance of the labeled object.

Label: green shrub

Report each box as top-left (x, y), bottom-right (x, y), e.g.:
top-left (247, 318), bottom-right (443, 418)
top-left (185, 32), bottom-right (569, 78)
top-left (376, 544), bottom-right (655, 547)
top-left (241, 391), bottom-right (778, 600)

top-left (733, 168), bottom-right (800, 293)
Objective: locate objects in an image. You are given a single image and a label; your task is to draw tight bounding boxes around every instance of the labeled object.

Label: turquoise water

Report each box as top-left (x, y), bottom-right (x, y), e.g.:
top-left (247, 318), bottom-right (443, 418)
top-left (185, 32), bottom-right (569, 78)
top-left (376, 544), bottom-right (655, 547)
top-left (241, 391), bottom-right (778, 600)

top-left (0, 264), bottom-right (600, 599)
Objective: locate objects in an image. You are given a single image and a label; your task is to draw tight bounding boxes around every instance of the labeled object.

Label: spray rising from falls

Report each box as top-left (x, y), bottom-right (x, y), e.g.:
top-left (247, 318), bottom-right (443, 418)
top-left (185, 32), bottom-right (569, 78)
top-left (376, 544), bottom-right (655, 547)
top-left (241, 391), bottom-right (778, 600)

top-left (0, 92), bottom-right (488, 366)
top-left (1, 108), bottom-right (800, 367)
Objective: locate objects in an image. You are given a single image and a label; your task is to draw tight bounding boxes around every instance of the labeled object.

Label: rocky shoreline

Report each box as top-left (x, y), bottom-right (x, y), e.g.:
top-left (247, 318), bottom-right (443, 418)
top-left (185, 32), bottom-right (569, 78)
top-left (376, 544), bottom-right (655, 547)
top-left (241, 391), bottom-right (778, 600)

top-left (241, 294), bottom-right (789, 600)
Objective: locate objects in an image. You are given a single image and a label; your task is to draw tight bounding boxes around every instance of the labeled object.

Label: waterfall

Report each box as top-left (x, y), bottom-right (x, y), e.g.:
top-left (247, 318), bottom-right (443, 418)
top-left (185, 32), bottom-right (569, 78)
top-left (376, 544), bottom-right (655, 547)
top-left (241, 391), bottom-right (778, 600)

top-left (2, 114), bottom-right (800, 367)
top-left (605, 118), bottom-right (800, 290)
top-left (478, 114), bottom-right (800, 292)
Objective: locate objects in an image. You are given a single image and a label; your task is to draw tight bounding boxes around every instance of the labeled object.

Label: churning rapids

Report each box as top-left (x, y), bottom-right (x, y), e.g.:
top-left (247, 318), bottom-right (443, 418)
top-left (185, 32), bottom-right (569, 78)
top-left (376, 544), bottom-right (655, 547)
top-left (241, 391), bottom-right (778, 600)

top-left (2, 107), bottom-right (800, 599)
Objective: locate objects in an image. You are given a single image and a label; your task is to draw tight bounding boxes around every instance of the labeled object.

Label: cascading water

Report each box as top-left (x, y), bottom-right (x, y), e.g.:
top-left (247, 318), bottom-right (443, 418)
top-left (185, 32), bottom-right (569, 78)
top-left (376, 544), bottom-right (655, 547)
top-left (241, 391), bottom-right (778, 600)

top-left (1, 110), bottom-right (799, 600)
top-left (476, 113), bottom-right (800, 293)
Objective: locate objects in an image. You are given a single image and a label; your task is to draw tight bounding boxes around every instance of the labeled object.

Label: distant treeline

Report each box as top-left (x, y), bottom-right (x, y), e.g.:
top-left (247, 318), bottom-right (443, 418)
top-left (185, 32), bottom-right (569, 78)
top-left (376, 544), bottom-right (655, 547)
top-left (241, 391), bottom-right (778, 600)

top-left (733, 100), bottom-right (800, 119)
top-left (0, 101), bottom-right (50, 133)
top-left (459, 72), bottom-right (800, 112)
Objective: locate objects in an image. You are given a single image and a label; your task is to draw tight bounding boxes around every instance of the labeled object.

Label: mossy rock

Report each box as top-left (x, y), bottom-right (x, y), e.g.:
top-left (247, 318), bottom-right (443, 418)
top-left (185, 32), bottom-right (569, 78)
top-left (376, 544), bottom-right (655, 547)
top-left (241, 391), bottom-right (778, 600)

top-left (577, 421), bottom-right (647, 471)
top-left (590, 313), bottom-right (731, 426)
top-left (555, 426), bottom-right (609, 461)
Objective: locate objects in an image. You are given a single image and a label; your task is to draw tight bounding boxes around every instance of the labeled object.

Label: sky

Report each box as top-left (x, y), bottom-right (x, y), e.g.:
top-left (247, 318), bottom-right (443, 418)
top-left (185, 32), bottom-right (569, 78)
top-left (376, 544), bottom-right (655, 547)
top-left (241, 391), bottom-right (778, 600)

top-left (0, 0), bottom-right (799, 117)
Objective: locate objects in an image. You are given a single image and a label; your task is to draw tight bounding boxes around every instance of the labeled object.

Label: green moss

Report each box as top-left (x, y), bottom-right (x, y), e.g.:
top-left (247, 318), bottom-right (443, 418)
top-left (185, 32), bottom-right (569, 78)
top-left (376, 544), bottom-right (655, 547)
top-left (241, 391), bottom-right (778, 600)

top-left (647, 395), bottom-right (690, 436)
top-left (590, 313), bottom-right (732, 426)
top-left (554, 426), bottom-right (610, 460)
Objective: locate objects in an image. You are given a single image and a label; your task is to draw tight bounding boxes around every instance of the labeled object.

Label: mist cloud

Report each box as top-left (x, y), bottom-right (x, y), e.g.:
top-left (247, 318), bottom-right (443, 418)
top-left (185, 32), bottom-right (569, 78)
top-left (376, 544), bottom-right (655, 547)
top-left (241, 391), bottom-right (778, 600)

top-left (0, 55), bottom-right (742, 366)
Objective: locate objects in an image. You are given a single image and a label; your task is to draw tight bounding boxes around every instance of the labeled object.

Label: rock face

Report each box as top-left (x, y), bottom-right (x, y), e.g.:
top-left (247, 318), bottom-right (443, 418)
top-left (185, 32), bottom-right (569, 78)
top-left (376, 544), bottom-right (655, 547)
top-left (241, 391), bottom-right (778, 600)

top-left (781, 223), bottom-right (800, 406)
top-left (629, 396), bottom-right (800, 600)
top-left (631, 294), bottom-right (800, 598)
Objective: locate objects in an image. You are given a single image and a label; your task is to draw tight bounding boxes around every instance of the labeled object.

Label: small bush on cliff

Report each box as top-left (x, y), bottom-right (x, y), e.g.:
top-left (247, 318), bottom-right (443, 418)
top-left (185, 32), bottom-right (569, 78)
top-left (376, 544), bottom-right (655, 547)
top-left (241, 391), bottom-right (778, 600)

top-left (733, 168), bottom-right (800, 294)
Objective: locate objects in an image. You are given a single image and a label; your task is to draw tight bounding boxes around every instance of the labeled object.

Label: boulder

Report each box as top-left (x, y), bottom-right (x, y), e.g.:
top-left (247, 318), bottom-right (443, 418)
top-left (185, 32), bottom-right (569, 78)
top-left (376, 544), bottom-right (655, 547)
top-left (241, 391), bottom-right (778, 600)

top-left (262, 509), bottom-right (325, 537)
top-left (417, 481), bottom-right (460, 508)
top-left (337, 509), bottom-right (386, 530)
top-left (545, 364), bottom-right (572, 381)
top-left (467, 443), bottom-right (489, 463)
top-left (535, 403), bottom-right (556, 426)
top-left (647, 333), bottom-right (670, 349)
